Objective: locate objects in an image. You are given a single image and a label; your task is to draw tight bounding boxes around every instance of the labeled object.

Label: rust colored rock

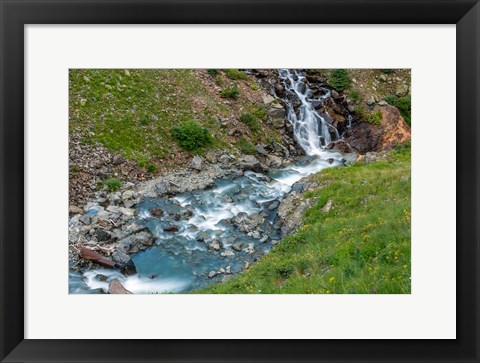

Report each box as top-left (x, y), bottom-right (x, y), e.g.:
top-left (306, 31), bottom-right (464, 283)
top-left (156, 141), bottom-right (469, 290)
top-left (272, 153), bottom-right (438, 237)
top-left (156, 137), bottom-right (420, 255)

top-left (108, 279), bottom-right (132, 294)
top-left (378, 105), bottom-right (411, 150)
top-left (80, 247), bottom-right (116, 268)
top-left (345, 105), bottom-right (410, 154)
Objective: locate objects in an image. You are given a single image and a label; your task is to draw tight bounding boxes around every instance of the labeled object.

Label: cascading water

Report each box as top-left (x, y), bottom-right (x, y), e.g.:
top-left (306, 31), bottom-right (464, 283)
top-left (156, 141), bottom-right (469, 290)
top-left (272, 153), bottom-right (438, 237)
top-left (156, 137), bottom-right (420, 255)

top-left (278, 69), bottom-right (340, 155)
top-left (69, 69), bottom-right (346, 294)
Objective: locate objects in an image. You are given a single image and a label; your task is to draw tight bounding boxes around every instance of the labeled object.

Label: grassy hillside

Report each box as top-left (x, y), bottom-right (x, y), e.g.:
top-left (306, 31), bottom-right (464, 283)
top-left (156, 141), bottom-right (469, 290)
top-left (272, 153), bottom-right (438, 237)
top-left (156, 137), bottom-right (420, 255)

top-left (197, 145), bottom-right (411, 294)
top-left (69, 69), bottom-right (282, 169)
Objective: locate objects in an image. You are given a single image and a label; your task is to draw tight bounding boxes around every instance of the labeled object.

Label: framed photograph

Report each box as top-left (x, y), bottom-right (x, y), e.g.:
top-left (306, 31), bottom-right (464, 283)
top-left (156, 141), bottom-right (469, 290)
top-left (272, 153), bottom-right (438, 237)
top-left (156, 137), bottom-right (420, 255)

top-left (1, 0), bottom-right (478, 362)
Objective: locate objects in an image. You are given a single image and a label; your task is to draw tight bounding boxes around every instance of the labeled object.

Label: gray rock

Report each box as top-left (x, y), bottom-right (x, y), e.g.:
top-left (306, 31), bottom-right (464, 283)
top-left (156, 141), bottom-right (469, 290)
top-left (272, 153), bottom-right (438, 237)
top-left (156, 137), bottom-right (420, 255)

top-left (268, 200), bottom-right (280, 210)
top-left (268, 155), bottom-right (283, 168)
top-left (191, 156), bottom-right (203, 171)
top-left (232, 242), bottom-right (243, 251)
top-left (208, 270), bottom-right (217, 278)
top-left (321, 199), bottom-right (333, 213)
top-left (221, 250), bottom-right (235, 257)
top-left (112, 248), bottom-right (131, 265)
top-left (117, 231), bottom-right (155, 254)
top-left (241, 155), bottom-right (269, 173)
top-left (122, 190), bottom-right (134, 200)
top-left (79, 214), bottom-right (91, 225)
top-left (365, 152), bottom-right (378, 163)
top-left (112, 154), bottom-right (123, 165)
top-left (255, 144), bottom-right (267, 155)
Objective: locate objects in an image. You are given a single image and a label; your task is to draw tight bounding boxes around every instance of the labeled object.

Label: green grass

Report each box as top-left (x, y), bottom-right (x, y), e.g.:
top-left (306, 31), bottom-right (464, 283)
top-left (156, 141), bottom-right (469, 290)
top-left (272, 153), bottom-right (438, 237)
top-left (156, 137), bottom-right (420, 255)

top-left (220, 83), bottom-right (239, 99)
top-left (367, 110), bottom-right (383, 125)
top-left (223, 69), bottom-right (248, 80)
top-left (237, 137), bottom-right (256, 155)
top-left (196, 145), bottom-right (411, 294)
top-left (385, 95), bottom-right (411, 126)
top-left (69, 69), bottom-right (222, 163)
top-left (239, 113), bottom-right (259, 131)
top-left (100, 177), bottom-right (122, 192)
top-left (348, 89), bottom-right (363, 103)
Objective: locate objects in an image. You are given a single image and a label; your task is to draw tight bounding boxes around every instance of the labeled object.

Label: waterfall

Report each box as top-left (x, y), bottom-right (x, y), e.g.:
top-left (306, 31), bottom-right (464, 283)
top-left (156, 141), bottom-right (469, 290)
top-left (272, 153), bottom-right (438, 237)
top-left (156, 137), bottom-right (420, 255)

top-left (278, 69), bottom-right (339, 156)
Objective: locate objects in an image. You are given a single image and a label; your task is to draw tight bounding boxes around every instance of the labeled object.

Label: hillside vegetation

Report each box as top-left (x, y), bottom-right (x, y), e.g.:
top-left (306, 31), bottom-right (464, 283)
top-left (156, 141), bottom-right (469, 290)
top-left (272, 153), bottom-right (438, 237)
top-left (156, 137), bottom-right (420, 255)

top-left (197, 144), bottom-right (411, 294)
top-left (69, 69), bottom-right (282, 169)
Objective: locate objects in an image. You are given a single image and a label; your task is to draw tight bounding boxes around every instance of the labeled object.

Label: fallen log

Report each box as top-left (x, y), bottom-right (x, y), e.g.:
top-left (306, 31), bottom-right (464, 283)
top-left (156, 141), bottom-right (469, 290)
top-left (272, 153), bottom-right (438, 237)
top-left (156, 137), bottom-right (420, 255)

top-left (80, 247), bottom-right (116, 268)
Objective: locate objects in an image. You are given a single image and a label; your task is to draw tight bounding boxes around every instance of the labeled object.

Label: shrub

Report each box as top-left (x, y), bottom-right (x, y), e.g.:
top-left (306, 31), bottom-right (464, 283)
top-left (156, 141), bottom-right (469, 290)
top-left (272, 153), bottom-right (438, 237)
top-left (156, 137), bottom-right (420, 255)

top-left (239, 113), bottom-right (259, 131)
top-left (327, 69), bottom-right (351, 92)
top-left (348, 89), bottom-right (362, 103)
top-left (101, 177), bottom-right (122, 192)
top-left (238, 137), bottom-right (256, 154)
top-left (367, 110), bottom-right (383, 125)
top-left (224, 69), bottom-right (248, 80)
top-left (146, 164), bottom-right (157, 173)
top-left (385, 95), bottom-right (411, 126)
top-left (172, 120), bottom-right (213, 152)
top-left (383, 69), bottom-right (394, 74)
top-left (215, 75), bottom-right (223, 85)
top-left (207, 69), bottom-right (218, 76)
top-left (354, 107), bottom-right (367, 120)
top-left (220, 83), bottom-right (239, 99)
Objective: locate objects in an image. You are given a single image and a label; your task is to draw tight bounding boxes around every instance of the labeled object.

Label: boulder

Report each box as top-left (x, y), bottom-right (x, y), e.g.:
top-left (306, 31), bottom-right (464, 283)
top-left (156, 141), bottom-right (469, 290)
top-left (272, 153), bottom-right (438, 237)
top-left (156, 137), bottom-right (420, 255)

top-left (190, 156), bottom-right (203, 171)
top-left (108, 279), bottom-right (132, 294)
top-left (395, 84), bottom-right (409, 97)
top-left (275, 83), bottom-right (285, 97)
top-left (326, 140), bottom-right (353, 154)
top-left (69, 205), bottom-right (84, 215)
top-left (221, 250), bottom-right (235, 257)
top-left (232, 242), bottom-right (244, 252)
top-left (149, 208), bottom-right (164, 217)
top-left (255, 144), bottom-right (267, 155)
top-left (122, 190), bottom-right (134, 200)
top-left (262, 94), bottom-right (276, 105)
top-left (240, 155), bottom-right (269, 173)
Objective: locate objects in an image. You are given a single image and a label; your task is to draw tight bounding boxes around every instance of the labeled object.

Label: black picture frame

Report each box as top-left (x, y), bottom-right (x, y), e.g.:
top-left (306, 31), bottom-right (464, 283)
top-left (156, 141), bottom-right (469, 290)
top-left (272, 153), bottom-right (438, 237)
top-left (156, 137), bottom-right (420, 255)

top-left (1, 0), bottom-right (479, 362)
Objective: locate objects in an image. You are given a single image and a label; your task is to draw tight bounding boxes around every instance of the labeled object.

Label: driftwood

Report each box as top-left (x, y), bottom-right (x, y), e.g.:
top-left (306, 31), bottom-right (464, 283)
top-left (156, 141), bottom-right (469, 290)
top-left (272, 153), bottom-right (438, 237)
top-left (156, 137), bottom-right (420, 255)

top-left (80, 247), bottom-right (116, 268)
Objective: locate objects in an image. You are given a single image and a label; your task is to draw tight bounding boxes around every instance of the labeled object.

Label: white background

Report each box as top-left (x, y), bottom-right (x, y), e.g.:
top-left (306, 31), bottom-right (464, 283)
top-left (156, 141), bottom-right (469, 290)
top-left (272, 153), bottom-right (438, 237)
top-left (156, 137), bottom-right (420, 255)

top-left (25, 25), bottom-right (456, 339)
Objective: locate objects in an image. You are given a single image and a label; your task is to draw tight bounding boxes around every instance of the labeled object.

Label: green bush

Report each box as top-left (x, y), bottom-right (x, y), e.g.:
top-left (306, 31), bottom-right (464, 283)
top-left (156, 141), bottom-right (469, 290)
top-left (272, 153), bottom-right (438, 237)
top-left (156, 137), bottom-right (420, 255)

top-left (220, 83), bottom-right (239, 99)
top-left (385, 95), bottom-right (411, 126)
top-left (238, 137), bottom-right (256, 154)
top-left (348, 88), bottom-right (362, 103)
top-left (146, 164), bottom-right (157, 173)
top-left (224, 69), bottom-right (248, 80)
top-left (367, 110), bottom-right (383, 125)
top-left (327, 69), bottom-right (351, 92)
top-left (101, 177), bottom-right (122, 192)
top-left (354, 107), bottom-right (382, 126)
top-left (207, 69), bottom-right (218, 76)
top-left (239, 113), bottom-right (259, 131)
top-left (172, 120), bottom-right (213, 152)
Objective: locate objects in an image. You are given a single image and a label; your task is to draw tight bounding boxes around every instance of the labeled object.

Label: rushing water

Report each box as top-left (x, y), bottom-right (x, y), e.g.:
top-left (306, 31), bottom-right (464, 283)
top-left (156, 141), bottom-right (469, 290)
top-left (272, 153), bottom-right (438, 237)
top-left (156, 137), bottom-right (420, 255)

top-left (278, 69), bottom-right (339, 154)
top-left (70, 69), bottom-right (346, 294)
